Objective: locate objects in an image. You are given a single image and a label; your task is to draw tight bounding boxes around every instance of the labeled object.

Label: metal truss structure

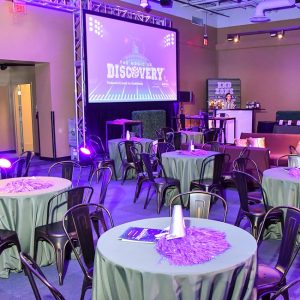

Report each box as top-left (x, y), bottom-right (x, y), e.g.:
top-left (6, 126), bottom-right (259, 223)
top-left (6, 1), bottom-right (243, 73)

top-left (21, 0), bottom-right (171, 159)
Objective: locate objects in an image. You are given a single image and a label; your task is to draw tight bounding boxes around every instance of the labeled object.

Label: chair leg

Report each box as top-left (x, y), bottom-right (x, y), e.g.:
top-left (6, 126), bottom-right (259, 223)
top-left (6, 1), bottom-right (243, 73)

top-left (144, 185), bottom-right (152, 209)
top-left (134, 178), bottom-right (144, 203)
top-left (55, 245), bottom-right (67, 285)
top-left (157, 191), bottom-right (163, 214)
top-left (234, 209), bottom-right (243, 227)
top-left (121, 166), bottom-right (130, 185)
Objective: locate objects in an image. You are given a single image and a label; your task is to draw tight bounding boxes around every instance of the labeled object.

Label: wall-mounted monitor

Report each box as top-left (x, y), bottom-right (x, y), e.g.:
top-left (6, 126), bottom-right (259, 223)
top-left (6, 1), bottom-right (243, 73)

top-left (206, 78), bottom-right (241, 109)
top-left (83, 11), bottom-right (178, 103)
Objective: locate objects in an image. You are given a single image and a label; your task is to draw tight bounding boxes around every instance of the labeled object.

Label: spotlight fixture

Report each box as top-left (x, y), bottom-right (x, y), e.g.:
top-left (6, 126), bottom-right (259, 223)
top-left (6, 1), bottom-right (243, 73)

top-left (140, 0), bottom-right (149, 8)
top-left (0, 158), bottom-right (12, 169)
top-left (233, 34), bottom-right (240, 43)
top-left (277, 30), bottom-right (284, 39)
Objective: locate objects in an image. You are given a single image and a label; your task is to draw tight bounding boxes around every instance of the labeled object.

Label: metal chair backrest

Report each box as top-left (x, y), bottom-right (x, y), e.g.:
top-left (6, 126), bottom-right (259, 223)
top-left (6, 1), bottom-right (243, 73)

top-left (233, 156), bottom-right (261, 183)
top-left (48, 161), bottom-right (82, 186)
top-left (118, 141), bottom-right (143, 164)
top-left (202, 141), bottom-right (221, 152)
top-left (169, 190), bottom-right (227, 222)
top-left (198, 153), bottom-right (225, 185)
top-left (231, 171), bottom-right (268, 213)
top-left (130, 146), bottom-right (144, 174)
top-left (89, 167), bottom-right (112, 205)
top-left (20, 151), bottom-right (34, 176)
top-left (10, 157), bottom-right (27, 178)
top-left (203, 129), bottom-right (220, 143)
top-left (87, 135), bottom-right (107, 157)
top-left (46, 186), bottom-right (93, 224)
top-left (20, 252), bottom-right (65, 300)
top-left (257, 206), bottom-right (300, 281)
top-left (140, 152), bottom-right (157, 182)
top-left (157, 142), bottom-right (175, 161)
top-left (62, 203), bottom-right (114, 278)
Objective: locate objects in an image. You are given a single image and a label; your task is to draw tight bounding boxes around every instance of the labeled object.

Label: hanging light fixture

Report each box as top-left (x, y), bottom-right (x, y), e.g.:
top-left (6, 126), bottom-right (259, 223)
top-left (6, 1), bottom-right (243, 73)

top-left (203, 13), bottom-right (208, 46)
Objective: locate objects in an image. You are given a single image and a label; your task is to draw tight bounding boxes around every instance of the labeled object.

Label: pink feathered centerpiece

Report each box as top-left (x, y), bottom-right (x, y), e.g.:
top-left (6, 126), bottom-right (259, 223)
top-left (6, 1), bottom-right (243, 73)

top-left (0, 178), bottom-right (53, 193)
top-left (288, 168), bottom-right (300, 178)
top-left (156, 227), bottom-right (230, 266)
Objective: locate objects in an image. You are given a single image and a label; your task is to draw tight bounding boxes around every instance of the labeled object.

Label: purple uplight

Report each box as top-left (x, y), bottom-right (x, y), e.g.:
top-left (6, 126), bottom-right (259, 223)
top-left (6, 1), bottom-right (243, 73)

top-left (80, 147), bottom-right (91, 156)
top-left (0, 158), bottom-right (12, 169)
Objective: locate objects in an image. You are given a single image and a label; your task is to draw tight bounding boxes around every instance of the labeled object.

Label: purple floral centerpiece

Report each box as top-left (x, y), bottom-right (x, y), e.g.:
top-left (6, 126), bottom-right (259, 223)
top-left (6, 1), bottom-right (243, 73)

top-left (156, 227), bottom-right (230, 266)
top-left (0, 178), bottom-right (53, 193)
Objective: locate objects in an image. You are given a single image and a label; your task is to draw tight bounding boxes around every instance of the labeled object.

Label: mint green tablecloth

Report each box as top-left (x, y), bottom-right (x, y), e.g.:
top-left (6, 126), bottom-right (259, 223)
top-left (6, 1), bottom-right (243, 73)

top-left (92, 217), bottom-right (257, 300)
top-left (180, 131), bottom-right (204, 144)
top-left (0, 176), bottom-right (72, 278)
top-left (262, 167), bottom-right (300, 239)
top-left (108, 138), bottom-right (153, 180)
top-left (262, 167), bottom-right (300, 208)
top-left (162, 150), bottom-right (216, 205)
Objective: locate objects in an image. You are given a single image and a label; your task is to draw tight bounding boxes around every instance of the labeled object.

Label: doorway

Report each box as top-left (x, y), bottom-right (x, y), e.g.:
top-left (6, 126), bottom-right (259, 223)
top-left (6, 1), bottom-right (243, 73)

top-left (13, 84), bottom-right (34, 155)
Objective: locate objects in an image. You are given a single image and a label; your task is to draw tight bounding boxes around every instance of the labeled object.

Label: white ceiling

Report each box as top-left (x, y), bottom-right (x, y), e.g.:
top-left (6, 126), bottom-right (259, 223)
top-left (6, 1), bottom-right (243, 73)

top-left (122, 0), bottom-right (300, 27)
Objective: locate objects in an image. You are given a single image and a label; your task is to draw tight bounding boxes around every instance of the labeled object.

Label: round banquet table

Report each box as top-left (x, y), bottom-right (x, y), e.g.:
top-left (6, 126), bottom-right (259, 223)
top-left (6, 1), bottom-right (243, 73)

top-left (262, 167), bottom-right (300, 208)
top-left (0, 176), bottom-right (72, 278)
top-left (92, 217), bottom-right (257, 300)
top-left (161, 150), bottom-right (217, 205)
top-left (108, 138), bottom-right (153, 179)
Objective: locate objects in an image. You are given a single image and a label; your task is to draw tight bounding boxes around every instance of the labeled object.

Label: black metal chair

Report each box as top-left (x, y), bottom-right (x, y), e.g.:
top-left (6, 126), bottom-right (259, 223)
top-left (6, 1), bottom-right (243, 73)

top-left (89, 167), bottom-right (112, 205)
top-left (9, 157), bottom-right (27, 178)
top-left (0, 229), bottom-right (21, 255)
top-left (202, 128), bottom-right (221, 143)
top-left (169, 191), bottom-right (228, 222)
top-left (89, 167), bottom-right (113, 236)
top-left (202, 141), bottom-right (221, 152)
top-left (190, 153), bottom-right (226, 195)
top-left (140, 152), bottom-right (181, 214)
top-left (155, 127), bottom-right (174, 143)
top-left (63, 203), bottom-right (114, 300)
top-left (156, 142), bottom-right (175, 161)
top-left (20, 252), bottom-right (65, 300)
top-left (86, 135), bottom-right (117, 179)
top-left (255, 206), bottom-right (300, 300)
top-left (231, 171), bottom-right (284, 239)
top-left (34, 186), bottom-right (94, 285)
top-left (48, 160), bottom-right (82, 187)
top-left (19, 151), bottom-right (35, 177)
top-left (118, 140), bottom-right (143, 184)
top-left (233, 156), bottom-right (262, 203)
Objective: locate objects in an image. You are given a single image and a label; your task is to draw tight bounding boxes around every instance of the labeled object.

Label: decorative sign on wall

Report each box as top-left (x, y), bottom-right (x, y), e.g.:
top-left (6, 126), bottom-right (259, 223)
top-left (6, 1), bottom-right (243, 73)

top-left (206, 78), bottom-right (241, 110)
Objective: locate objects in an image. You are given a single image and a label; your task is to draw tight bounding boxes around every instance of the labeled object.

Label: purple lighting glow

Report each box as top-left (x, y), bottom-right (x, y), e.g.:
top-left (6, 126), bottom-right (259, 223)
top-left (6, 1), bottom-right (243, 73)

top-left (0, 158), bottom-right (12, 169)
top-left (80, 147), bottom-right (91, 156)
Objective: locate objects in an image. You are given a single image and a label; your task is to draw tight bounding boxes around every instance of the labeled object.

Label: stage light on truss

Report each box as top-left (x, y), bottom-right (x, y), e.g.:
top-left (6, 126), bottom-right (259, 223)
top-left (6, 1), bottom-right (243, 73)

top-left (0, 158), bottom-right (11, 169)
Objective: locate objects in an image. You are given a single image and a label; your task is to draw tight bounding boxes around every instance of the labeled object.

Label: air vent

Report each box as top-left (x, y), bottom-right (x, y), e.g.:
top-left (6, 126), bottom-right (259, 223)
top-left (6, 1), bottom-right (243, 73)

top-left (191, 16), bottom-right (203, 26)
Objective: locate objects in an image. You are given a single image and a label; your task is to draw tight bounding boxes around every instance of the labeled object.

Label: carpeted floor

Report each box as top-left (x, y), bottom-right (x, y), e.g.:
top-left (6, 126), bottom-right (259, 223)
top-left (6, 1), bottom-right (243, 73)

top-left (0, 156), bottom-right (299, 299)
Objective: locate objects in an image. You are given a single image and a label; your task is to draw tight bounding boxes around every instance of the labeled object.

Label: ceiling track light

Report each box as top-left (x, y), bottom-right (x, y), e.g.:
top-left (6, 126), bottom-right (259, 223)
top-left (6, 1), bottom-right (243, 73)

top-left (233, 34), bottom-right (240, 43)
top-left (277, 30), bottom-right (284, 39)
top-left (140, 0), bottom-right (149, 8)
top-left (227, 26), bottom-right (300, 42)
